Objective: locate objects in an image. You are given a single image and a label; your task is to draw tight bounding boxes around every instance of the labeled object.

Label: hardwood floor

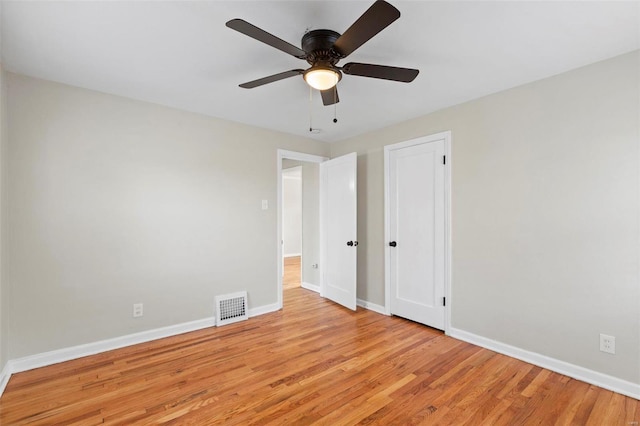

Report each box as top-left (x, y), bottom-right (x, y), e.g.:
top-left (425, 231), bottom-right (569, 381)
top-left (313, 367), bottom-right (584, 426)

top-left (1, 287), bottom-right (638, 425)
top-left (284, 255), bottom-right (301, 290)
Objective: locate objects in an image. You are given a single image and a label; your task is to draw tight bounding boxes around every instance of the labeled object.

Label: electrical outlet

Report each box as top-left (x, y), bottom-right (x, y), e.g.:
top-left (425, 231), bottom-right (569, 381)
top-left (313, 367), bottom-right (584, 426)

top-left (133, 303), bottom-right (143, 318)
top-left (599, 333), bottom-right (615, 354)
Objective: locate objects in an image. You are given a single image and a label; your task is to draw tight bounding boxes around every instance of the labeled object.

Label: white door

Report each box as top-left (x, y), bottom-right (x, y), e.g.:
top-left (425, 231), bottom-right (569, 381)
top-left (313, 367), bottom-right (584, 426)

top-left (386, 135), bottom-right (447, 329)
top-left (321, 152), bottom-right (357, 311)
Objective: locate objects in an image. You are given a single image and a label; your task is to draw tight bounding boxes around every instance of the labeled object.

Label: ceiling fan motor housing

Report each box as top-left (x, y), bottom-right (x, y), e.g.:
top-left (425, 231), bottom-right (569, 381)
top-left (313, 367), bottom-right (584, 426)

top-left (302, 29), bottom-right (342, 66)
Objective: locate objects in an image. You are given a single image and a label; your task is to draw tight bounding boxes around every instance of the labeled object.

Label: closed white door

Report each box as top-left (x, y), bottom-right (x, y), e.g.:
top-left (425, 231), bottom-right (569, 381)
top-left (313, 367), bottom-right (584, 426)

top-left (386, 135), bottom-right (447, 329)
top-left (320, 152), bottom-right (357, 311)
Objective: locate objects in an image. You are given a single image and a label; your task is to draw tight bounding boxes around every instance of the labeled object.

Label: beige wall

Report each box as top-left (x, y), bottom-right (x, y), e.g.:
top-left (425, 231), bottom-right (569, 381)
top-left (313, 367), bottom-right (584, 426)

top-left (0, 64), bottom-right (6, 370)
top-left (6, 73), bottom-right (329, 359)
top-left (3, 47), bottom-right (638, 388)
top-left (331, 51), bottom-right (640, 384)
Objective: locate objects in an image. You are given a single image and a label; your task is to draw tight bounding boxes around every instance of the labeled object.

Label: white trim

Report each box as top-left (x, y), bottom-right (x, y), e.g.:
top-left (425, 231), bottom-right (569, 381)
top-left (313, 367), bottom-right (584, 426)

top-left (279, 150), bottom-right (328, 164)
top-left (0, 302), bottom-right (281, 398)
top-left (277, 149), bottom-right (328, 310)
top-left (637, 39), bottom-right (640, 404)
top-left (384, 145), bottom-right (391, 316)
top-left (301, 282), bottom-right (320, 293)
top-left (9, 317), bottom-right (216, 374)
top-left (282, 174), bottom-right (302, 181)
top-left (318, 160), bottom-right (326, 299)
top-left (450, 327), bottom-right (640, 400)
top-left (248, 302), bottom-right (279, 318)
top-left (357, 299), bottom-right (387, 316)
top-left (444, 134), bottom-right (452, 335)
top-left (283, 253), bottom-right (301, 258)
top-left (0, 361), bottom-right (11, 396)
top-left (383, 131), bottom-right (452, 334)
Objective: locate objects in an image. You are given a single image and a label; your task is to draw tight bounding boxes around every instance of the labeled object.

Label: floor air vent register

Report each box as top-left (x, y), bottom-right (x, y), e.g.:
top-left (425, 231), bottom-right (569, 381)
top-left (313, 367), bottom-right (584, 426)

top-left (215, 291), bottom-right (248, 326)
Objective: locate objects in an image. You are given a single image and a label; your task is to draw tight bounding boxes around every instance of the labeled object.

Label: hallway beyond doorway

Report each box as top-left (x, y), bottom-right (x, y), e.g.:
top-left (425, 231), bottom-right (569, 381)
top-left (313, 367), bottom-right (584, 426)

top-left (284, 256), bottom-right (301, 289)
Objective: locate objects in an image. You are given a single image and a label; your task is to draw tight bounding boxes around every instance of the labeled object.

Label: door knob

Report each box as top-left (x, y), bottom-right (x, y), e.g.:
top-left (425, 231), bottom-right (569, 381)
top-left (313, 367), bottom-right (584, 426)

top-left (389, 241), bottom-right (397, 247)
top-left (347, 241), bottom-right (354, 246)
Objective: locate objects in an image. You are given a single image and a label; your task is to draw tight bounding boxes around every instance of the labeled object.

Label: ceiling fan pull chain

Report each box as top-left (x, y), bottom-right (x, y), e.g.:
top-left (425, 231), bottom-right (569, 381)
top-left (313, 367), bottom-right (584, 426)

top-left (333, 85), bottom-right (338, 123)
top-left (309, 86), bottom-right (313, 132)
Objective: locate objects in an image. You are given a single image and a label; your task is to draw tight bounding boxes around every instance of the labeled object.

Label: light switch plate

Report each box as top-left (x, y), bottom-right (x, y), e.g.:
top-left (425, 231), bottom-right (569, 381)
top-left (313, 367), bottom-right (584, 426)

top-left (133, 303), bottom-right (143, 318)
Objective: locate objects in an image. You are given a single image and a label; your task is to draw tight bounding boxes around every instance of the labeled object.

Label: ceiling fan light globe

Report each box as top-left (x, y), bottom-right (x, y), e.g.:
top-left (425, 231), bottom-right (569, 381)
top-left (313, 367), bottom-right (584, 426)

top-left (304, 68), bottom-right (340, 91)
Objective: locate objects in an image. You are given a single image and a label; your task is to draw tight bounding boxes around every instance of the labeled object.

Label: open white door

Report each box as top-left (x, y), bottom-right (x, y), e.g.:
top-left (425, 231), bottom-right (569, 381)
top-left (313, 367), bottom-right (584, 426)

top-left (320, 152), bottom-right (357, 311)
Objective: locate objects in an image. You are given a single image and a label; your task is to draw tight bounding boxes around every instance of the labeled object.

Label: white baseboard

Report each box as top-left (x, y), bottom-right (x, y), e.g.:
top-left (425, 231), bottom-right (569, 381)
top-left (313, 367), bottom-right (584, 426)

top-left (449, 327), bottom-right (640, 400)
top-left (0, 361), bottom-right (11, 396)
top-left (283, 253), bottom-right (301, 258)
top-left (301, 282), bottom-right (320, 293)
top-left (248, 302), bottom-right (280, 318)
top-left (9, 317), bottom-right (217, 375)
top-left (0, 302), bottom-right (281, 398)
top-left (357, 298), bottom-right (387, 316)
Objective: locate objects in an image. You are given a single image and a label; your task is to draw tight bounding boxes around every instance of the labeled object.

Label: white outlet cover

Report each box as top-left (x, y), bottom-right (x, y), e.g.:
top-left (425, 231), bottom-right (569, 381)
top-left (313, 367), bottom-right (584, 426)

top-left (599, 333), bottom-right (615, 354)
top-left (133, 303), bottom-right (144, 318)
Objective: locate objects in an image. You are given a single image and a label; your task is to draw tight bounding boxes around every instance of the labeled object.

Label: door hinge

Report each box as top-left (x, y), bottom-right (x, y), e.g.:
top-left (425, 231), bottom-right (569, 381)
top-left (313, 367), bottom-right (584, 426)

top-left (442, 297), bottom-right (446, 306)
top-left (443, 155), bottom-right (446, 165)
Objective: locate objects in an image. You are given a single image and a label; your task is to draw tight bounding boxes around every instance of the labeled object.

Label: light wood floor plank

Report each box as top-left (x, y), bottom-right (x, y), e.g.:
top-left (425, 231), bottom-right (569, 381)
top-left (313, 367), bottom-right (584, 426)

top-left (284, 256), bottom-right (301, 290)
top-left (0, 286), bottom-right (638, 424)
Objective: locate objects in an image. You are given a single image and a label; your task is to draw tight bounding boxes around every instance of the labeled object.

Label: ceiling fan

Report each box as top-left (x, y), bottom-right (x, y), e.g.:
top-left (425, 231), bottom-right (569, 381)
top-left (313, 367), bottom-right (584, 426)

top-left (226, 0), bottom-right (419, 106)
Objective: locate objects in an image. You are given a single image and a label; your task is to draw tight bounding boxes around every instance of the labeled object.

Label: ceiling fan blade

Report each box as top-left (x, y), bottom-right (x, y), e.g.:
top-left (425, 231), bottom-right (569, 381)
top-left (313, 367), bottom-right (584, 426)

top-left (226, 19), bottom-right (307, 59)
top-left (320, 87), bottom-right (340, 106)
top-left (239, 69), bottom-right (304, 89)
top-left (332, 1), bottom-right (400, 57)
top-left (342, 62), bottom-right (419, 82)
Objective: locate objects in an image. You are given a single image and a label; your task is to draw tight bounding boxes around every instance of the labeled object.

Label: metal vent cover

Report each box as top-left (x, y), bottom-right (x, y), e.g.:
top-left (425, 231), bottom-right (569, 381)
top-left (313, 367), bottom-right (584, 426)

top-left (215, 291), bottom-right (248, 326)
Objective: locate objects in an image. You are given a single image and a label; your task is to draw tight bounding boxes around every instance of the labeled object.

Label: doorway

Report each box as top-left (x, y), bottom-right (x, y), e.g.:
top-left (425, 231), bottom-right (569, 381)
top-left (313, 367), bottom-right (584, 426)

top-left (282, 165), bottom-right (302, 289)
top-left (277, 150), bottom-right (327, 309)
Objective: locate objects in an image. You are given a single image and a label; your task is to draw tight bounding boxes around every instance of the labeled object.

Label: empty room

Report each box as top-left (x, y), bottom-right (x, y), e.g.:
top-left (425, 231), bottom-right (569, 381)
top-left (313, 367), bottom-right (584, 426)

top-left (0, 0), bottom-right (638, 424)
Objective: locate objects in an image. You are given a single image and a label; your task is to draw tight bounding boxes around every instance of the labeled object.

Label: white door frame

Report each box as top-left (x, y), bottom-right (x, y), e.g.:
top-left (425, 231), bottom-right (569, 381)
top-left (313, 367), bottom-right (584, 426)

top-left (277, 149), bottom-right (328, 309)
top-left (383, 131), bottom-right (452, 334)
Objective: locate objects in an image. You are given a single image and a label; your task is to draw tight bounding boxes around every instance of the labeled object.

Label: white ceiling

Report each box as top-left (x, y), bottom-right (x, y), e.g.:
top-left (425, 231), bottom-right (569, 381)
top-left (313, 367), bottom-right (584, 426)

top-left (2, 1), bottom-right (638, 143)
